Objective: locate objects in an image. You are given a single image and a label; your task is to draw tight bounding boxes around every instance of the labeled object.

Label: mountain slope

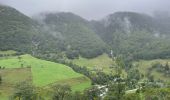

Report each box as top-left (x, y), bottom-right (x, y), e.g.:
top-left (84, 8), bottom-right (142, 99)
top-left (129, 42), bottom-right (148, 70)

top-left (0, 5), bottom-right (68, 57)
top-left (34, 12), bottom-right (107, 58)
top-left (91, 12), bottom-right (170, 60)
top-left (0, 54), bottom-right (91, 99)
top-left (1, 5), bottom-right (170, 60)
top-left (0, 54), bottom-right (91, 88)
top-left (0, 5), bottom-right (107, 58)
top-left (0, 5), bottom-right (37, 52)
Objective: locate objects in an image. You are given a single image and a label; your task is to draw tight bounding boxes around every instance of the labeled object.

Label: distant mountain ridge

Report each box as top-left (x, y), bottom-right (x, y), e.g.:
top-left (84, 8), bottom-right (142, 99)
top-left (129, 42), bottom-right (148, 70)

top-left (1, 5), bottom-right (170, 59)
top-left (34, 12), bottom-right (107, 58)
top-left (0, 5), bottom-right (107, 58)
top-left (0, 5), bottom-right (38, 52)
top-left (91, 12), bottom-right (170, 59)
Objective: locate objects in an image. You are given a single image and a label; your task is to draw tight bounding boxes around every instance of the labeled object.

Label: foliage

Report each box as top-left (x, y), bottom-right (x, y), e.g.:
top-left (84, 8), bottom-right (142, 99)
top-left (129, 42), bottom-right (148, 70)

top-left (122, 93), bottom-right (141, 100)
top-left (2, 5), bottom-right (170, 60)
top-left (134, 59), bottom-right (170, 82)
top-left (36, 12), bottom-right (107, 58)
top-left (83, 86), bottom-right (102, 100)
top-left (150, 62), bottom-right (170, 77)
top-left (105, 83), bottom-right (126, 100)
top-left (126, 68), bottom-right (142, 89)
top-left (92, 12), bottom-right (170, 60)
top-left (0, 5), bottom-right (107, 59)
top-left (142, 88), bottom-right (170, 100)
top-left (12, 81), bottom-right (36, 100)
top-left (51, 84), bottom-right (72, 100)
top-left (104, 56), bottom-right (126, 100)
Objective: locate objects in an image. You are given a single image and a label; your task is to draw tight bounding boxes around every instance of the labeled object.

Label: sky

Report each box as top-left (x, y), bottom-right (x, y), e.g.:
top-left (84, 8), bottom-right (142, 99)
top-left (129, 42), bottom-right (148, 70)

top-left (0, 0), bottom-right (170, 20)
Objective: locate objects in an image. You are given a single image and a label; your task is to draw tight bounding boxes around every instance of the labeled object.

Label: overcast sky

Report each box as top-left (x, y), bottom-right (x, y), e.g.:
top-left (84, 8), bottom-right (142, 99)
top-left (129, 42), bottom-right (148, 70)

top-left (0, 0), bottom-right (170, 20)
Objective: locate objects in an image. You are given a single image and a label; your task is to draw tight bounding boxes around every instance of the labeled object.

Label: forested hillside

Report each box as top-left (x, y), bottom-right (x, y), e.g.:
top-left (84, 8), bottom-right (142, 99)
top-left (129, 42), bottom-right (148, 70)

top-left (0, 5), bottom-right (65, 56)
top-left (91, 12), bottom-right (170, 60)
top-left (1, 5), bottom-right (170, 60)
top-left (0, 5), bottom-right (38, 52)
top-left (34, 12), bottom-right (107, 58)
top-left (0, 5), bottom-right (107, 59)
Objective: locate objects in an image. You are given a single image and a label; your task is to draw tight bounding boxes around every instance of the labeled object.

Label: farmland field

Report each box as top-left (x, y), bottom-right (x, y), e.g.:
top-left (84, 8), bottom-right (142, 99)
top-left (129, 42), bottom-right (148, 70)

top-left (134, 59), bottom-right (170, 82)
top-left (0, 54), bottom-right (91, 99)
top-left (70, 54), bottom-right (127, 76)
top-left (70, 54), bottom-right (114, 73)
top-left (0, 68), bottom-right (32, 100)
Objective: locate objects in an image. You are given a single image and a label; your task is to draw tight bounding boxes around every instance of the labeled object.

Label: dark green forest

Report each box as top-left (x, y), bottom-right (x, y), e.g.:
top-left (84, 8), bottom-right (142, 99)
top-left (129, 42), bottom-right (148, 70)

top-left (1, 6), bottom-right (170, 60)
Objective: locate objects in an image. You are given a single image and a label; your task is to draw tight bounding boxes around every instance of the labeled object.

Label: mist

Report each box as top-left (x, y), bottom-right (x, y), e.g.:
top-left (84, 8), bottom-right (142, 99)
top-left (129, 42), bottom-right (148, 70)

top-left (0, 0), bottom-right (170, 20)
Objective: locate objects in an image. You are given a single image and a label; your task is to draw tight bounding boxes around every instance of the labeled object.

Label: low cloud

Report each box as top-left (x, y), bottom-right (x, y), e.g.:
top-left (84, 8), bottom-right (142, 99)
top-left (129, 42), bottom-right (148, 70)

top-left (1, 0), bottom-right (170, 20)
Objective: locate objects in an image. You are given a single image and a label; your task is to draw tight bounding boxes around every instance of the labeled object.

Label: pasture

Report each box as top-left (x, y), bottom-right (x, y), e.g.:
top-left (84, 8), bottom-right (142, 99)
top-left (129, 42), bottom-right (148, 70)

top-left (0, 54), bottom-right (91, 99)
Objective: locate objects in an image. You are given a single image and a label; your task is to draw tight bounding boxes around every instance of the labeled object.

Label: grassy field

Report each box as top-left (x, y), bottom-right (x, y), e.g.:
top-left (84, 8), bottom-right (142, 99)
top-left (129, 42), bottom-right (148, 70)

top-left (0, 50), bottom-right (16, 55)
top-left (71, 53), bottom-right (170, 81)
top-left (0, 50), bottom-right (17, 58)
top-left (70, 54), bottom-right (114, 73)
top-left (0, 68), bottom-right (32, 99)
top-left (70, 54), bottom-right (127, 77)
top-left (0, 54), bottom-right (91, 99)
top-left (134, 59), bottom-right (170, 82)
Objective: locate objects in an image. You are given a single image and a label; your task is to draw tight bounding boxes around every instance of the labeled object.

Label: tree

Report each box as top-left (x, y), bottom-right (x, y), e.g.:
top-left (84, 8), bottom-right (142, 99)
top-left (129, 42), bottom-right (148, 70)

top-left (51, 84), bottom-right (71, 100)
top-left (71, 91), bottom-right (84, 100)
top-left (127, 68), bottom-right (141, 81)
top-left (18, 56), bottom-right (22, 62)
top-left (114, 55), bottom-right (125, 77)
top-left (105, 55), bottom-right (126, 100)
top-left (123, 93), bottom-right (140, 100)
top-left (12, 81), bottom-right (36, 100)
top-left (105, 83), bottom-right (125, 100)
top-left (165, 62), bottom-right (170, 71)
top-left (148, 75), bottom-right (154, 82)
top-left (66, 49), bottom-right (79, 59)
top-left (83, 86), bottom-right (102, 100)
top-left (127, 68), bottom-right (141, 89)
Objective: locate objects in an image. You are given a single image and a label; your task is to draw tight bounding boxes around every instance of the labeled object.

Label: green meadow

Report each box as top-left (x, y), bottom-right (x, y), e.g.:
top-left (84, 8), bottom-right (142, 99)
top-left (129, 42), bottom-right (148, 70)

top-left (0, 54), bottom-right (91, 99)
top-left (0, 50), bottom-right (16, 55)
top-left (70, 54), bottom-right (114, 73)
top-left (134, 59), bottom-right (170, 82)
top-left (70, 54), bottom-right (127, 76)
top-left (71, 54), bottom-right (170, 81)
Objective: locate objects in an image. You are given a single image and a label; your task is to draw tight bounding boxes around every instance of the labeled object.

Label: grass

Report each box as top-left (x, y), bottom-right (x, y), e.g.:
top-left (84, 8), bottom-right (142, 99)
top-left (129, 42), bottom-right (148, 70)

top-left (71, 81), bottom-right (91, 92)
top-left (69, 53), bottom-right (127, 77)
top-left (134, 59), bottom-right (170, 82)
top-left (0, 68), bottom-right (32, 85)
top-left (0, 68), bottom-right (32, 100)
top-left (46, 76), bottom-right (91, 92)
top-left (69, 54), bottom-right (170, 81)
top-left (0, 54), bottom-right (91, 90)
top-left (0, 50), bottom-right (16, 56)
top-left (70, 54), bottom-right (114, 73)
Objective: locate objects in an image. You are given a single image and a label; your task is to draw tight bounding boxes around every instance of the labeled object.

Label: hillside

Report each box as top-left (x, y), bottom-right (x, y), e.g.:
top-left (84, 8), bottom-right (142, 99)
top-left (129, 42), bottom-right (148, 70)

top-left (70, 54), bottom-right (113, 73)
top-left (1, 5), bottom-right (170, 60)
top-left (34, 12), bottom-right (107, 58)
top-left (1, 3), bottom-right (170, 100)
top-left (0, 5), bottom-right (107, 59)
top-left (0, 5), bottom-right (61, 55)
top-left (134, 59), bottom-right (170, 82)
top-left (0, 54), bottom-right (91, 88)
top-left (91, 12), bottom-right (170, 60)
top-left (0, 54), bottom-right (91, 99)
top-left (0, 5), bottom-right (38, 53)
